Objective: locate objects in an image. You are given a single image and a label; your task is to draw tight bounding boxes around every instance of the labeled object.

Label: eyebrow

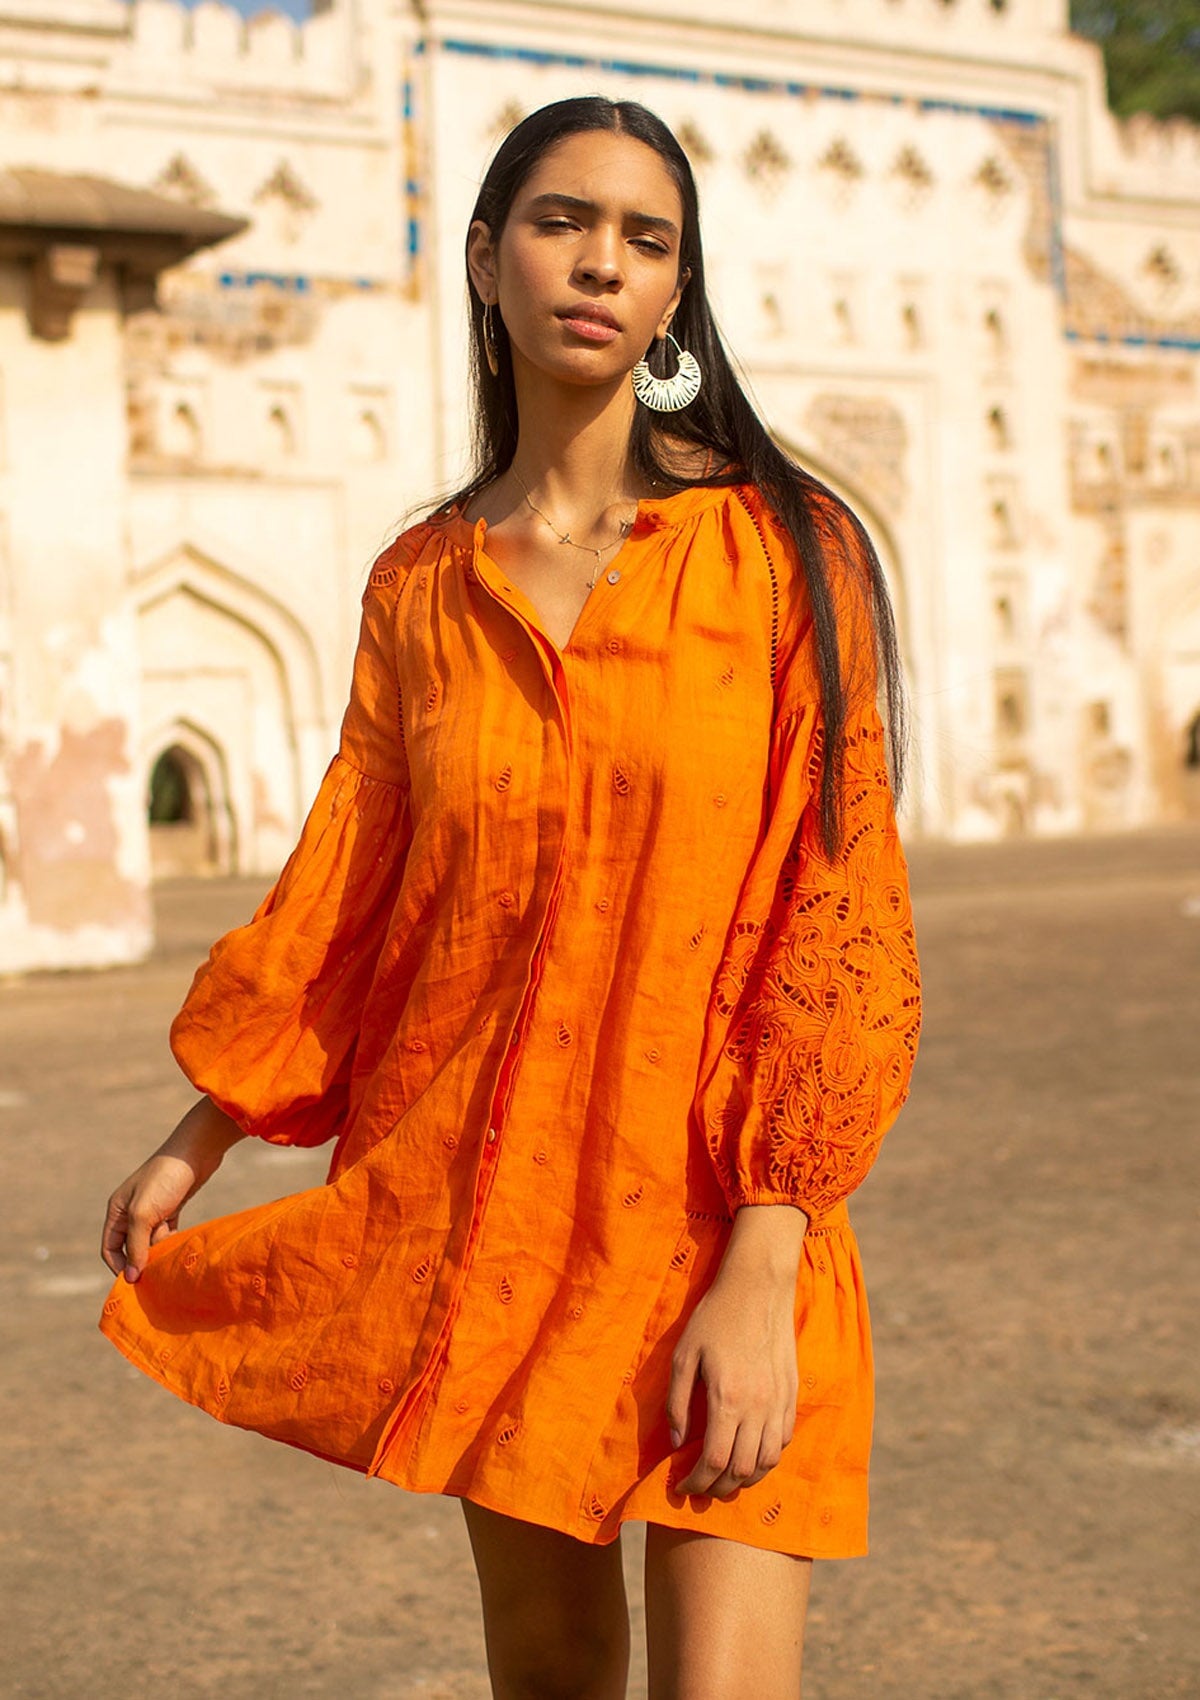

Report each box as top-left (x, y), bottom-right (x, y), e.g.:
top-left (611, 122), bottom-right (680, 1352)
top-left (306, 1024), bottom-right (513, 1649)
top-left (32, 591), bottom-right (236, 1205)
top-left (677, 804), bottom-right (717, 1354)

top-left (526, 192), bottom-right (680, 240)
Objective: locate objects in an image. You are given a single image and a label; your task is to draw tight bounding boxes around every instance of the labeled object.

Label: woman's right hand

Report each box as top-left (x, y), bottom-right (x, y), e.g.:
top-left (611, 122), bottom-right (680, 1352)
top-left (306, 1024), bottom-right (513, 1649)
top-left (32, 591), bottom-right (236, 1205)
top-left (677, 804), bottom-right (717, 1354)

top-left (101, 1096), bottom-right (247, 1284)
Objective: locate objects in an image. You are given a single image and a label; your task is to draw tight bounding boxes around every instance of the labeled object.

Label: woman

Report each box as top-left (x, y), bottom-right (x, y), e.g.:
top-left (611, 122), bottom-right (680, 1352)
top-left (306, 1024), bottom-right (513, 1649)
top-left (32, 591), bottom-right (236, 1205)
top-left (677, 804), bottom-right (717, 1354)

top-left (100, 96), bottom-right (921, 1698)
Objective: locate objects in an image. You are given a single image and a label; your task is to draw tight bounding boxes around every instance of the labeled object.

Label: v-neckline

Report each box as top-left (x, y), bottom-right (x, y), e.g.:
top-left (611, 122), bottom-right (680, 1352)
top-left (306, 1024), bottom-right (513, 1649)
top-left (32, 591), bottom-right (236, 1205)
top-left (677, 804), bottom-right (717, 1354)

top-left (441, 484), bottom-right (730, 658)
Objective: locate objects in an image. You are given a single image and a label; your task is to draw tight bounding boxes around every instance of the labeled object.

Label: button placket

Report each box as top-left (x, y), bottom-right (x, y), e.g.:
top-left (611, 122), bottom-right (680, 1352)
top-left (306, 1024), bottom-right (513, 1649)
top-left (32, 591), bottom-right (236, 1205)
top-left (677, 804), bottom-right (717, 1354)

top-left (371, 527), bottom-right (582, 1485)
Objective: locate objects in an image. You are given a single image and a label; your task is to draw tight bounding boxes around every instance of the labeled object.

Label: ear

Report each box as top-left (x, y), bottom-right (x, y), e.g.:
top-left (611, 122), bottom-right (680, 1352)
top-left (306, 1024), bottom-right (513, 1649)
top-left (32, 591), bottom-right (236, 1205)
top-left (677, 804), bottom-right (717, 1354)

top-left (654, 264), bottom-right (692, 340)
top-left (466, 219), bottom-right (499, 305)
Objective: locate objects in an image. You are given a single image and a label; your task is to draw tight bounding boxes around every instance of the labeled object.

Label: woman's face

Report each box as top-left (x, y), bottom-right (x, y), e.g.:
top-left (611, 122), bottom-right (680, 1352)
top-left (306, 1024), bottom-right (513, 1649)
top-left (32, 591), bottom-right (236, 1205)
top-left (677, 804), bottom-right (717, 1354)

top-left (467, 129), bottom-right (689, 391)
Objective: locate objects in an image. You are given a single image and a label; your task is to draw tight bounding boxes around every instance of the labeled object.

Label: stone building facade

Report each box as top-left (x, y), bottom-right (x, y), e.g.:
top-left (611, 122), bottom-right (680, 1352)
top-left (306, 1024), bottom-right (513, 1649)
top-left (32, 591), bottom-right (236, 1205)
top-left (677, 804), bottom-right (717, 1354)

top-left (0, 0), bottom-right (1196, 971)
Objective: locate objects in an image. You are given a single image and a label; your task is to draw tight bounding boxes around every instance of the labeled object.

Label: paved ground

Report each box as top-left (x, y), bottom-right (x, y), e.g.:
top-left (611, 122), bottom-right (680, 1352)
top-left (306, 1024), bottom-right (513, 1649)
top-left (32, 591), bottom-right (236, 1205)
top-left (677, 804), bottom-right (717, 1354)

top-left (2, 827), bottom-right (1198, 1700)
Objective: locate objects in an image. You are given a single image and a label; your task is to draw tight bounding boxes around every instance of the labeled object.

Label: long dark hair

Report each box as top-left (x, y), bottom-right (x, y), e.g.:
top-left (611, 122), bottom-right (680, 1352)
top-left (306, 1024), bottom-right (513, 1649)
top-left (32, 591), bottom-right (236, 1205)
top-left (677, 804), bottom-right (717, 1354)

top-left (426, 94), bottom-right (907, 855)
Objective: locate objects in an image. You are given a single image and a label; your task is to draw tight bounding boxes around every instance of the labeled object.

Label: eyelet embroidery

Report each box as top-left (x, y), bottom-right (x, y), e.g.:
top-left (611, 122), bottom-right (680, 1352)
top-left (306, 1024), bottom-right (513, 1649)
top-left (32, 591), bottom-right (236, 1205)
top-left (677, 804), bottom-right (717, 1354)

top-left (701, 719), bottom-right (921, 1219)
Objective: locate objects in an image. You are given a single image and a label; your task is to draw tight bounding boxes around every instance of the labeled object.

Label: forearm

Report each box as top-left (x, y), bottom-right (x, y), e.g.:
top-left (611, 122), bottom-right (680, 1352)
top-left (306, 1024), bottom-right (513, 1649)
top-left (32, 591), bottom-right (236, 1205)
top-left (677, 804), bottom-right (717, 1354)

top-left (158, 1094), bottom-right (247, 1174)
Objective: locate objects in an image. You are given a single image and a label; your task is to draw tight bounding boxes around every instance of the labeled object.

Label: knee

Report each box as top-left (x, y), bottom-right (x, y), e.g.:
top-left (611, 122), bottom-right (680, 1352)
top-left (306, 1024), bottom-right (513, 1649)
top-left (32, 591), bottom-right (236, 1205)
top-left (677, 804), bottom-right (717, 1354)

top-left (487, 1615), bottom-right (628, 1699)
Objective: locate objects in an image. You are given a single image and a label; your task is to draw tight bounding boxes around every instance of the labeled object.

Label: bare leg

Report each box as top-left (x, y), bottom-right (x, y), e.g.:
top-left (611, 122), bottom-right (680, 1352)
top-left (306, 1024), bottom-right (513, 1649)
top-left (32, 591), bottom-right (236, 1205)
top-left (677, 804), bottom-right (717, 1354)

top-left (643, 1522), bottom-right (812, 1700)
top-left (461, 1499), bottom-right (631, 1700)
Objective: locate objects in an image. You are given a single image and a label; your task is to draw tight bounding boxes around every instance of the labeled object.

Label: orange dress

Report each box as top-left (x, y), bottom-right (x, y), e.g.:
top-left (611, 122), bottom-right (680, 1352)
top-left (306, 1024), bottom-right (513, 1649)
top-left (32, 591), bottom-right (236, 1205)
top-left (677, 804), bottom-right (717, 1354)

top-left (99, 479), bottom-right (921, 1559)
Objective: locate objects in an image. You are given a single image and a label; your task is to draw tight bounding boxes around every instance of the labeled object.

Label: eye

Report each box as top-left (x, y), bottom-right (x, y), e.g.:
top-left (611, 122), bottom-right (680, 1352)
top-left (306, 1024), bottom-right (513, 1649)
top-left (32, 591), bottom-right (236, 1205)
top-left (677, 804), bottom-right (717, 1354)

top-left (535, 216), bottom-right (668, 254)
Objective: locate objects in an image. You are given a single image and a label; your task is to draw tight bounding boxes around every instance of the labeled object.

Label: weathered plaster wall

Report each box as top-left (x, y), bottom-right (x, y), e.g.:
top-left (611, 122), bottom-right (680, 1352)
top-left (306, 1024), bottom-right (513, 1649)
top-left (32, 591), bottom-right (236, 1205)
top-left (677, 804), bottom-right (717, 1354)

top-left (0, 0), bottom-right (1196, 972)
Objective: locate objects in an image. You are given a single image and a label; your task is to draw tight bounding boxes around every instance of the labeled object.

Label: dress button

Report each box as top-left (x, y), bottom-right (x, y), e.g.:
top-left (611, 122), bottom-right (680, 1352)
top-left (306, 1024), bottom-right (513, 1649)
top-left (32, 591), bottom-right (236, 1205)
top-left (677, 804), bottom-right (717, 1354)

top-left (510, 1030), bottom-right (521, 1046)
top-left (533, 1149), bottom-right (548, 1164)
top-left (497, 890), bottom-right (515, 908)
top-left (595, 897), bottom-right (610, 912)
top-left (606, 569), bottom-right (621, 584)
top-left (606, 637), bottom-right (623, 654)
top-left (487, 1127), bottom-right (498, 1143)
top-left (454, 1398), bottom-right (470, 1413)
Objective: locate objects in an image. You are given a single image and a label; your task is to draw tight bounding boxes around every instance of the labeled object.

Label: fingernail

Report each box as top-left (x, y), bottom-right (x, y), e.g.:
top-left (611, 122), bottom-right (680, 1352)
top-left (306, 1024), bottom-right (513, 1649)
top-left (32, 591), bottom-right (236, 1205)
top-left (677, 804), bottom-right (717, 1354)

top-left (124, 1266), bottom-right (139, 1284)
top-left (669, 1427), bottom-right (682, 1448)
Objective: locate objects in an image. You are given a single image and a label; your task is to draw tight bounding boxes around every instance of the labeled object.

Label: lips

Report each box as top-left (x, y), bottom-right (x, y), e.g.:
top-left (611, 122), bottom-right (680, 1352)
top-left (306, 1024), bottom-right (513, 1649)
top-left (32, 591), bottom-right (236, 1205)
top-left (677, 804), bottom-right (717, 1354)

top-left (557, 302), bottom-right (621, 330)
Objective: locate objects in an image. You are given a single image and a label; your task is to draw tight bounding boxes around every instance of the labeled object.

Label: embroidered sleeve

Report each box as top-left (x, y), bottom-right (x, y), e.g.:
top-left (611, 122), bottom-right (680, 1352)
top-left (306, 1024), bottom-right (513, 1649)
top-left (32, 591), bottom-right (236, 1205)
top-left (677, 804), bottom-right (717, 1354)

top-left (692, 700), bottom-right (921, 1221)
top-left (166, 543), bottom-right (417, 1146)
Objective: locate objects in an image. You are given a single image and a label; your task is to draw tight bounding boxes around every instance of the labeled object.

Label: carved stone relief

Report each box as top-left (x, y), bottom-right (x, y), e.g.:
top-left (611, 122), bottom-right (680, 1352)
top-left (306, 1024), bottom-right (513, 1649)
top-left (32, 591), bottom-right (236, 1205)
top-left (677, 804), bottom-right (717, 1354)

top-left (802, 393), bottom-right (908, 518)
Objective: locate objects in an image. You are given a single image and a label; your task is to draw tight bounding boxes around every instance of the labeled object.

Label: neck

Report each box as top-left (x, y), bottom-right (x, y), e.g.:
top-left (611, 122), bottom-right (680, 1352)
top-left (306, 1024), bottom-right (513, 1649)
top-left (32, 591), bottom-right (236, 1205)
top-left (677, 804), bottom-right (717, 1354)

top-left (508, 356), bottom-right (655, 517)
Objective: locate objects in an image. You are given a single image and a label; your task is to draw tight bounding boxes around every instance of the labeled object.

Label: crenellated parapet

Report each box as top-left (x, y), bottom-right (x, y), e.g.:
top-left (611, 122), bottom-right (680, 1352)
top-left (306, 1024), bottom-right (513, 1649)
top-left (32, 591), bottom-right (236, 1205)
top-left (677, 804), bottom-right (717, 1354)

top-left (1100, 109), bottom-right (1200, 204)
top-left (115, 0), bottom-right (357, 100)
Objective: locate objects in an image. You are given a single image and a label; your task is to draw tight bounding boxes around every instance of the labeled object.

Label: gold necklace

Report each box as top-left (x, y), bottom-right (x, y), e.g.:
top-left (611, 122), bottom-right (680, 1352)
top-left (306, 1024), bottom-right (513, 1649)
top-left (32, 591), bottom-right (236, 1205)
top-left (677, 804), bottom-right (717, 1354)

top-left (510, 466), bottom-right (637, 589)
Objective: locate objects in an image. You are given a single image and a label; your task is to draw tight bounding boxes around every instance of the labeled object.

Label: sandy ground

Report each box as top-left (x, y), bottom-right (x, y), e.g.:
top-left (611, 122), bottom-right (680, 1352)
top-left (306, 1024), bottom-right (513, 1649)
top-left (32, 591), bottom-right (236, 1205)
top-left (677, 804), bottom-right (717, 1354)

top-left (2, 827), bottom-right (1198, 1700)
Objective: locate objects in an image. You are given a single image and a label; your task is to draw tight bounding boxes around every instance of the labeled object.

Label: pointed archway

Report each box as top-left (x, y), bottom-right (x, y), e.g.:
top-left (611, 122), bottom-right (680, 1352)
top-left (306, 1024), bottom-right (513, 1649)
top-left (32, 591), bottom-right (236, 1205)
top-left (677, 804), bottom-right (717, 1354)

top-left (131, 539), bottom-right (326, 877)
top-left (144, 720), bottom-right (238, 879)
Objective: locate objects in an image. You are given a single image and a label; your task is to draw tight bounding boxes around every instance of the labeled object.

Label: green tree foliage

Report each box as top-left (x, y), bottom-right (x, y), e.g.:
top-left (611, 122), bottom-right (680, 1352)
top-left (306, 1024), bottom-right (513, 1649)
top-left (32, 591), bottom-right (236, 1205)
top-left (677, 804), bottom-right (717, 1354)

top-left (1070, 0), bottom-right (1200, 121)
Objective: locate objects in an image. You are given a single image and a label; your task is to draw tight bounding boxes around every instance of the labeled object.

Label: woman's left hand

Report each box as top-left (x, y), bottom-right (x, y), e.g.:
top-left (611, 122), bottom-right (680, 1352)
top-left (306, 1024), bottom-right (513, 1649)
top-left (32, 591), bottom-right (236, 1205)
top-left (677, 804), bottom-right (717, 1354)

top-left (666, 1206), bottom-right (805, 1499)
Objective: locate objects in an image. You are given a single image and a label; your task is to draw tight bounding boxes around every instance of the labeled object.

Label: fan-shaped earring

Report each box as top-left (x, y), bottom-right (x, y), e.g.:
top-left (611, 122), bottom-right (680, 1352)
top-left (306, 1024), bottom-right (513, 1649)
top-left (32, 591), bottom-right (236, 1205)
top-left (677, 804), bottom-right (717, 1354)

top-left (482, 301), bottom-right (500, 378)
top-left (631, 330), bottom-right (702, 412)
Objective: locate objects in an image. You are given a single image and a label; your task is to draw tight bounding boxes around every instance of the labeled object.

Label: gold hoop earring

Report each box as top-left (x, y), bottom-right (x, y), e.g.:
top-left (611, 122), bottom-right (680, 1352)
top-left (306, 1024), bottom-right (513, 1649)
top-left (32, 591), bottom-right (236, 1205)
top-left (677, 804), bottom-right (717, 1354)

top-left (482, 301), bottom-right (500, 378)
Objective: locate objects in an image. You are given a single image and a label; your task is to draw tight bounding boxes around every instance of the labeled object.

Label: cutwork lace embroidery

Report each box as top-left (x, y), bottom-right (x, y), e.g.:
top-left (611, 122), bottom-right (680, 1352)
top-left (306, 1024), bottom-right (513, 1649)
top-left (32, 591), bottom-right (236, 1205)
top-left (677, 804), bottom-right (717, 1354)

top-left (706, 716), bottom-right (921, 1217)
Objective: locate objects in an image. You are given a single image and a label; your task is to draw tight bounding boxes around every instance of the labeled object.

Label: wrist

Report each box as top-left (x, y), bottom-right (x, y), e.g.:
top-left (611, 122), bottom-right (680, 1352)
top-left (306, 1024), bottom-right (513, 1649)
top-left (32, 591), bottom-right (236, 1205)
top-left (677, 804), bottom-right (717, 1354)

top-left (722, 1202), bottom-right (808, 1281)
top-left (159, 1096), bottom-right (246, 1173)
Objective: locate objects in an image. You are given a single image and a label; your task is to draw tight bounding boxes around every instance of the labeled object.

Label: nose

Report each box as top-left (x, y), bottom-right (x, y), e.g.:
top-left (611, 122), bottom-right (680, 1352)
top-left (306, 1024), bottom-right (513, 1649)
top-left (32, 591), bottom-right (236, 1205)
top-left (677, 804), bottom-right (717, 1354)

top-left (574, 223), bottom-right (623, 287)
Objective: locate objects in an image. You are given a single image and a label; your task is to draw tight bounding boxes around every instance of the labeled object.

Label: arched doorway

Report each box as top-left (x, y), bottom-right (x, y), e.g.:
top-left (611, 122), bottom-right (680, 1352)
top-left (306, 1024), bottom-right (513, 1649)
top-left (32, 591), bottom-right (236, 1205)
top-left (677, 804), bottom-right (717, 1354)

top-left (133, 540), bottom-right (324, 879)
top-left (1183, 708), bottom-right (1200, 819)
top-left (145, 728), bottom-right (237, 879)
